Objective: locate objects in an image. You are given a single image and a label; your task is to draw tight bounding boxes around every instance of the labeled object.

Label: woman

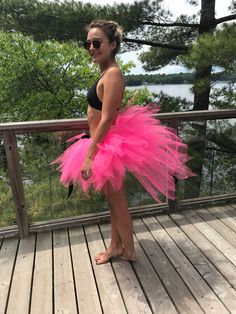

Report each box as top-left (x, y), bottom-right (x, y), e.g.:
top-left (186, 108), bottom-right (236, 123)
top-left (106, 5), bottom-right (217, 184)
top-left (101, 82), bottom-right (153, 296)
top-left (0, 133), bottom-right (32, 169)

top-left (54, 19), bottom-right (194, 265)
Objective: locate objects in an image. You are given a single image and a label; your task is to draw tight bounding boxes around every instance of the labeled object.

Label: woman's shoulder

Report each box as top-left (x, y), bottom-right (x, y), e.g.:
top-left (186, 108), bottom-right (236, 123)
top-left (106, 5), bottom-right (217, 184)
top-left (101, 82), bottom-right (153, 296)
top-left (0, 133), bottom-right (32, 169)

top-left (102, 67), bottom-right (124, 88)
top-left (105, 66), bottom-right (123, 79)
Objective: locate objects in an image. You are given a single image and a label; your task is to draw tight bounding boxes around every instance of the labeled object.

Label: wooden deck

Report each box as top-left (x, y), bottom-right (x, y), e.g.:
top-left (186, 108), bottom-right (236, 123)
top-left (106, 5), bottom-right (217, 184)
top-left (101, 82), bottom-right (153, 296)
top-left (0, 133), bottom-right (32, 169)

top-left (1, 203), bottom-right (236, 314)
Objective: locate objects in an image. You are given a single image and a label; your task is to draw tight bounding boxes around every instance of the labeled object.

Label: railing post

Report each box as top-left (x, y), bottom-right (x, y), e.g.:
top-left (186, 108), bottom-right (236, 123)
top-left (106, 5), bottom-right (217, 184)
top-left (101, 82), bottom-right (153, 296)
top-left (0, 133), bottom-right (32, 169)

top-left (168, 120), bottom-right (178, 213)
top-left (2, 130), bottom-right (29, 237)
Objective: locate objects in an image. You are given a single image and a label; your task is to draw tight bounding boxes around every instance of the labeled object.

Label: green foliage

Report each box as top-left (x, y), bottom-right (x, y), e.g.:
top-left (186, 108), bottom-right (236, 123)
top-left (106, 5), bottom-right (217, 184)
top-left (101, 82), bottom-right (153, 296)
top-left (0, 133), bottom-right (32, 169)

top-left (181, 23), bottom-right (236, 98)
top-left (139, 13), bottom-right (199, 71)
top-left (157, 92), bottom-right (193, 112)
top-left (0, 181), bottom-right (15, 226)
top-left (125, 72), bottom-right (235, 86)
top-left (0, 0), bottom-right (235, 226)
top-left (0, 31), bottom-right (98, 122)
top-left (183, 24), bottom-right (236, 73)
top-left (123, 86), bottom-right (155, 106)
top-left (200, 120), bottom-right (236, 196)
top-left (123, 85), bottom-right (193, 112)
top-left (125, 73), bottom-right (195, 85)
top-left (140, 48), bottom-right (184, 72)
top-left (0, 0), bottom-right (151, 42)
top-left (0, 31), bottom-right (134, 122)
top-left (210, 83), bottom-right (236, 109)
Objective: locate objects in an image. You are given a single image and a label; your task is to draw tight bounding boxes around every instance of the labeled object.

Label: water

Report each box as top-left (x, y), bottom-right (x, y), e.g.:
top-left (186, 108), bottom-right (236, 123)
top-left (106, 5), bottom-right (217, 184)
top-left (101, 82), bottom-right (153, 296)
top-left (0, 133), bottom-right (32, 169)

top-left (127, 82), bottom-right (229, 102)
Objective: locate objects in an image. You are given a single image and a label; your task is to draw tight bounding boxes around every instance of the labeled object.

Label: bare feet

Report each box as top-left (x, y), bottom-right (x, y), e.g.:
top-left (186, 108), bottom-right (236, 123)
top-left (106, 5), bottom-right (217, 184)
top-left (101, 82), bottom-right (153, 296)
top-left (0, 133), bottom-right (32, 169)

top-left (94, 246), bottom-right (123, 265)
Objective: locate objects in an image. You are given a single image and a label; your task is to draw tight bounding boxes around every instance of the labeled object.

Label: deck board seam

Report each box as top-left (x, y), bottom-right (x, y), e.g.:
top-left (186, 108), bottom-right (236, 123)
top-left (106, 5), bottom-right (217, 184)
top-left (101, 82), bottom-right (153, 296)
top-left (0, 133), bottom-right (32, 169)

top-left (205, 206), bottom-right (236, 233)
top-left (156, 214), bottom-right (235, 313)
top-left (51, 229), bottom-right (55, 314)
top-left (98, 223), bottom-right (129, 314)
top-left (83, 224), bottom-right (103, 313)
top-left (4, 237), bottom-right (20, 314)
top-left (183, 210), bottom-right (236, 266)
top-left (0, 237), bottom-right (4, 250)
top-left (195, 207), bottom-right (236, 247)
top-left (132, 222), bottom-right (180, 313)
top-left (28, 232), bottom-right (37, 314)
top-left (67, 227), bottom-right (79, 314)
top-left (141, 216), bottom-right (207, 313)
top-left (136, 217), bottom-right (202, 313)
top-left (170, 211), bottom-right (236, 290)
top-left (132, 231), bottom-right (173, 314)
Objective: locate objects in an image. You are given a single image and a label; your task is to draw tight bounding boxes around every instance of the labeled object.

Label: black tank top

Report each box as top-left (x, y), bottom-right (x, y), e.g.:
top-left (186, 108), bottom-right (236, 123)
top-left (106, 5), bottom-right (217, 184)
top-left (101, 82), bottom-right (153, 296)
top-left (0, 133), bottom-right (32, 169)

top-left (87, 76), bottom-right (103, 111)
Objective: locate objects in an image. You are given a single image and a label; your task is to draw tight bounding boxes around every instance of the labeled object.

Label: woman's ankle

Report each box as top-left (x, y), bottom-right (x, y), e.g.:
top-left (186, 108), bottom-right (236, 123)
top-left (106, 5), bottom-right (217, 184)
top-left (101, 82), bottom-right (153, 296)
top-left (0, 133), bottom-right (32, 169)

top-left (109, 242), bottom-right (123, 250)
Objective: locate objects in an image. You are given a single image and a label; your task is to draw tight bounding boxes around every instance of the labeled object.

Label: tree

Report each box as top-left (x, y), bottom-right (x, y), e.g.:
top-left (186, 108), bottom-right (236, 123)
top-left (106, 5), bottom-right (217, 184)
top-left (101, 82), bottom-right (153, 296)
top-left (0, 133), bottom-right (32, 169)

top-left (0, 0), bottom-right (149, 41)
top-left (1, 0), bottom-right (235, 110)
top-left (179, 22), bottom-right (236, 198)
top-left (1, 0), bottom-right (235, 199)
top-left (0, 31), bottom-right (99, 122)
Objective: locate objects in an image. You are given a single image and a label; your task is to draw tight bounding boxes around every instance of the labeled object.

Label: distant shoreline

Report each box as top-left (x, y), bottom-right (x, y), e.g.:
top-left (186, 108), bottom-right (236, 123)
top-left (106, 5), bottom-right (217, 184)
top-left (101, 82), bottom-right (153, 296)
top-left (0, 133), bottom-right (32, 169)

top-left (126, 82), bottom-right (230, 102)
top-left (125, 72), bottom-right (235, 86)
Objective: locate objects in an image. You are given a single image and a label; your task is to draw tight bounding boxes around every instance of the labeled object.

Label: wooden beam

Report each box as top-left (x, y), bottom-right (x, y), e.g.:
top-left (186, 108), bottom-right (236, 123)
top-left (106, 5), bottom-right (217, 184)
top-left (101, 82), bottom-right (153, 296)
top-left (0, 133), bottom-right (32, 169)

top-left (27, 194), bottom-right (236, 234)
top-left (0, 109), bottom-right (236, 134)
top-left (2, 130), bottom-right (29, 237)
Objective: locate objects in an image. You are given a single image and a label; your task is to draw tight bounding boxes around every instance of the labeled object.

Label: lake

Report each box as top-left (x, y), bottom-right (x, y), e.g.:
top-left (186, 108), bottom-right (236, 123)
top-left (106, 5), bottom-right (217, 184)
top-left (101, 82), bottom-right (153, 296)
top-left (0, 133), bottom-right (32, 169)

top-left (127, 82), bottom-right (229, 102)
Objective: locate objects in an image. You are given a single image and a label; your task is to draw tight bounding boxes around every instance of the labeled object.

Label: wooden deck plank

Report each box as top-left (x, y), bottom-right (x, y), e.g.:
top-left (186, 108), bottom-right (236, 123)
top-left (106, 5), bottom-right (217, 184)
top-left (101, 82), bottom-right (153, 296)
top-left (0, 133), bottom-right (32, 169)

top-left (0, 237), bottom-right (19, 314)
top-left (170, 212), bottom-right (236, 290)
top-left (69, 226), bottom-right (102, 314)
top-left (2, 203), bottom-right (236, 314)
top-left (0, 237), bottom-right (3, 248)
top-left (6, 235), bottom-right (35, 314)
top-left (207, 206), bottom-right (236, 233)
top-left (156, 213), bottom-right (236, 314)
top-left (30, 231), bottom-right (53, 314)
top-left (230, 204), bottom-right (236, 210)
top-left (100, 223), bottom-right (152, 314)
top-left (53, 228), bottom-right (77, 314)
top-left (132, 231), bottom-right (178, 314)
top-left (183, 209), bottom-right (236, 266)
top-left (219, 205), bottom-right (236, 221)
top-left (195, 208), bottom-right (236, 247)
top-left (84, 224), bottom-right (126, 314)
top-left (133, 218), bottom-right (204, 314)
top-left (144, 215), bottom-right (229, 314)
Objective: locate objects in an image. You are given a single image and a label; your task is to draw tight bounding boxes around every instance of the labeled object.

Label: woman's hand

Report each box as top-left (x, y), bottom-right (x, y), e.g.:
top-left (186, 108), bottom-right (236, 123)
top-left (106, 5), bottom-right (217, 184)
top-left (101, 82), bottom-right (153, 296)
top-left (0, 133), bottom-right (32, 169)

top-left (81, 157), bottom-right (93, 180)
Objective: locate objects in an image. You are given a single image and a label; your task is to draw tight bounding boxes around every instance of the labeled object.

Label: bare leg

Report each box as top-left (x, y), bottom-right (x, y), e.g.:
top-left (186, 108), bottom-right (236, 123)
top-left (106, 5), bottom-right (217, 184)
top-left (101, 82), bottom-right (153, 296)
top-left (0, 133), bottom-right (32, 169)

top-left (94, 208), bottom-right (123, 263)
top-left (110, 208), bottom-right (123, 248)
top-left (95, 183), bottom-right (137, 264)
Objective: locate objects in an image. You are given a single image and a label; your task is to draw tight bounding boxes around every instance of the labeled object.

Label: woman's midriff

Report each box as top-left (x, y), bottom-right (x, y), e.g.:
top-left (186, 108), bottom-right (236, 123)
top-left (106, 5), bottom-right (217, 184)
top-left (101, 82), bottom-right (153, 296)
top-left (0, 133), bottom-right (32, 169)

top-left (87, 105), bottom-right (119, 138)
top-left (87, 105), bottom-right (102, 137)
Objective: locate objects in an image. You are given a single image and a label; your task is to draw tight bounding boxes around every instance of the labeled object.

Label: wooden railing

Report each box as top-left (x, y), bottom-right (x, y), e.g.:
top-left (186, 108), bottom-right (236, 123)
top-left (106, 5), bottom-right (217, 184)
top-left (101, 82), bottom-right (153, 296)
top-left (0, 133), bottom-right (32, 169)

top-left (1, 109), bottom-right (236, 237)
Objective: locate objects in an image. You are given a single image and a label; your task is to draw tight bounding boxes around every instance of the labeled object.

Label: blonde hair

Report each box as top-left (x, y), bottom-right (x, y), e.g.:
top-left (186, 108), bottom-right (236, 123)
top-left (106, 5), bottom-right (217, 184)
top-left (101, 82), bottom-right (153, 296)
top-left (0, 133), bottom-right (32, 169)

top-left (86, 19), bottom-right (123, 56)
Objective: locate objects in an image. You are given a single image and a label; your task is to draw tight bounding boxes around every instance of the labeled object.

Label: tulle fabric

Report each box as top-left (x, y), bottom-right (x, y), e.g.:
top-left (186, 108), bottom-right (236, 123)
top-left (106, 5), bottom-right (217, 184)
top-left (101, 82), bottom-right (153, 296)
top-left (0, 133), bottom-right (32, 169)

top-left (53, 105), bottom-right (194, 203)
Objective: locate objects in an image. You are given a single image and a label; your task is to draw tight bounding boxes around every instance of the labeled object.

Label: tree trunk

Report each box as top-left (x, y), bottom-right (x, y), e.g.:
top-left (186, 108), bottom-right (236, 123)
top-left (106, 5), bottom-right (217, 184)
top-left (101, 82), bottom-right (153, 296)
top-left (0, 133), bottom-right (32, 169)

top-left (193, 0), bottom-right (216, 111)
top-left (184, 0), bottom-right (216, 199)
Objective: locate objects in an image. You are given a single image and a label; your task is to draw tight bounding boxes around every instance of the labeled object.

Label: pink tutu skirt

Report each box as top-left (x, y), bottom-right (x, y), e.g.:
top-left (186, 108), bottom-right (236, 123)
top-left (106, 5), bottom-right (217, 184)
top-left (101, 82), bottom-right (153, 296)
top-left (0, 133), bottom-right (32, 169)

top-left (53, 105), bottom-right (194, 203)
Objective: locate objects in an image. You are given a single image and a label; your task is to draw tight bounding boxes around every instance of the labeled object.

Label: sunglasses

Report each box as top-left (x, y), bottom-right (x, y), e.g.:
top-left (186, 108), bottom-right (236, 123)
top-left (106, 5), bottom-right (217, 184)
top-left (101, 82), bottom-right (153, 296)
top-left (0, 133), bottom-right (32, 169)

top-left (83, 40), bottom-right (102, 50)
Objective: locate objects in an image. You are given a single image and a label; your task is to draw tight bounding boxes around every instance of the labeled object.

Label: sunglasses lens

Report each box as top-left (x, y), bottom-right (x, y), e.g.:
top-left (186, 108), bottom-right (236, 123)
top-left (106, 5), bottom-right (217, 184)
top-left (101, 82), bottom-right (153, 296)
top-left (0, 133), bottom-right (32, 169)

top-left (83, 41), bottom-right (90, 50)
top-left (83, 40), bottom-right (101, 50)
top-left (93, 40), bottom-right (101, 49)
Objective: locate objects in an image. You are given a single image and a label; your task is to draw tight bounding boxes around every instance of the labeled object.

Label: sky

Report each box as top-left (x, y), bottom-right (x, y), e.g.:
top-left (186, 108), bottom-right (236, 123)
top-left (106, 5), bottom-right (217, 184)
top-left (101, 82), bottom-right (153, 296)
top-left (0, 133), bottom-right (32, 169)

top-left (81, 0), bottom-right (233, 74)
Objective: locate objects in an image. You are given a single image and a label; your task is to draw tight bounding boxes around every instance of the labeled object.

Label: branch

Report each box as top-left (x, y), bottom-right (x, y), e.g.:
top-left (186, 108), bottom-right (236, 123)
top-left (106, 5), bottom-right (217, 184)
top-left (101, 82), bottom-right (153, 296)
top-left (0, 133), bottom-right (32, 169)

top-left (123, 37), bottom-right (188, 51)
top-left (205, 146), bottom-right (236, 154)
top-left (141, 21), bottom-right (199, 28)
top-left (216, 14), bottom-right (236, 25)
top-left (142, 14), bottom-right (236, 28)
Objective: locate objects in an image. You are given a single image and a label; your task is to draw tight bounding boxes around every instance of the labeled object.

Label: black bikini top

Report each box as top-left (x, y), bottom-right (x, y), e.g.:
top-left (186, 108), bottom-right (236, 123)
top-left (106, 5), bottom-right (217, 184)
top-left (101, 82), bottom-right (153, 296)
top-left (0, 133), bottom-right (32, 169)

top-left (87, 76), bottom-right (103, 111)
